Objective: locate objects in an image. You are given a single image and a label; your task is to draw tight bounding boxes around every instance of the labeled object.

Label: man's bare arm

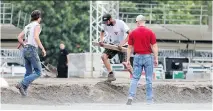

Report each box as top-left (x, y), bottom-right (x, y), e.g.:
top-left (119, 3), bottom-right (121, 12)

top-left (127, 45), bottom-right (133, 62)
top-left (17, 31), bottom-right (25, 46)
top-left (151, 43), bottom-right (158, 60)
top-left (124, 31), bottom-right (130, 44)
top-left (120, 30), bottom-right (130, 46)
top-left (34, 25), bottom-right (44, 50)
top-left (100, 31), bottom-right (104, 42)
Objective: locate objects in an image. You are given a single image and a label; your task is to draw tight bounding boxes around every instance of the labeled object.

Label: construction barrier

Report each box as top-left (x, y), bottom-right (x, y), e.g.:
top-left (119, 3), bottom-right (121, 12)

top-left (183, 63), bottom-right (212, 80)
top-left (0, 77), bottom-right (9, 88)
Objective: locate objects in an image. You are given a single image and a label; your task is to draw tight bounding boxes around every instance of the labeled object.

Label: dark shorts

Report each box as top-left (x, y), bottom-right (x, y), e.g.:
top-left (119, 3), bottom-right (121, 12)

top-left (103, 45), bottom-right (127, 63)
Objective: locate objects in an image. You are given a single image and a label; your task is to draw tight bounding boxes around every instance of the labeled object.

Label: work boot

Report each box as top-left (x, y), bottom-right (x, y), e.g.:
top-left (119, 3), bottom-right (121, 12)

top-left (107, 72), bottom-right (116, 81)
top-left (126, 99), bottom-right (133, 105)
top-left (15, 83), bottom-right (27, 96)
top-left (24, 87), bottom-right (28, 96)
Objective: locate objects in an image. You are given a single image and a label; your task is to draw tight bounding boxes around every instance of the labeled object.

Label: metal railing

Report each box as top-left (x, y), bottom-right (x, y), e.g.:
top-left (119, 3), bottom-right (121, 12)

top-left (16, 10), bottom-right (31, 29)
top-left (0, 3), bottom-right (13, 24)
top-left (158, 49), bottom-right (212, 58)
top-left (119, 3), bottom-right (209, 25)
top-left (1, 49), bottom-right (24, 66)
top-left (0, 3), bottom-right (30, 29)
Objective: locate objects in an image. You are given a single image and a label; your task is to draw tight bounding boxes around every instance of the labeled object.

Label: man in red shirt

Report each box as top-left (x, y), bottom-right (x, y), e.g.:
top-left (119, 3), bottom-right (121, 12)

top-left (126, 15), bottom-right (158, 105)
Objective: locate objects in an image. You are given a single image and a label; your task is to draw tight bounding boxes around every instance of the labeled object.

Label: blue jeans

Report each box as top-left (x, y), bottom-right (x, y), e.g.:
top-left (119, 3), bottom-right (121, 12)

top-left (21, 45), bottom-right (42, 89)
top-left (128, 54), bottom-right (154, 102)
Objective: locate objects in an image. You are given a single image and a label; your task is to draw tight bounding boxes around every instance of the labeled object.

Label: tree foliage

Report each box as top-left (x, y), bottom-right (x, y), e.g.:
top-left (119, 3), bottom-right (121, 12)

top-left (119, 1), bottom-right (211, 24)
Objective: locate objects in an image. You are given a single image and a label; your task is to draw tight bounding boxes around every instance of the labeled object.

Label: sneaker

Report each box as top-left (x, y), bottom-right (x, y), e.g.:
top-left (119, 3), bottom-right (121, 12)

top-left (147, 99), bottom-right (154, 105)
top-left (126, 99), bottom-right (132, 105)
top-left (15, 83), bottom-right (27, 96)
top-left (107, 72), bottom-right (116, 81)
top-left (24, 88), bottom-right (28, 96)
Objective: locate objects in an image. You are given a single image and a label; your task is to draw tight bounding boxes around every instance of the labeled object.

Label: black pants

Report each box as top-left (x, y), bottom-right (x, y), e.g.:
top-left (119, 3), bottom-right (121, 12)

top-left (57, 65), bottom-right (68, 78)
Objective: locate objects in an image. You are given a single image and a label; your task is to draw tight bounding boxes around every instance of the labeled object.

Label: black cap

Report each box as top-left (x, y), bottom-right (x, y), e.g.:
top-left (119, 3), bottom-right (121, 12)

top-left (102, 13), bottom-right (111, 24)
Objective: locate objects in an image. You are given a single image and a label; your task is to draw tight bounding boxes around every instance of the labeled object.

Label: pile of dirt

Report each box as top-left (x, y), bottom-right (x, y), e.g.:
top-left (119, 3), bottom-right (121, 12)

top-left (1, 81), bottom-right (212, 105)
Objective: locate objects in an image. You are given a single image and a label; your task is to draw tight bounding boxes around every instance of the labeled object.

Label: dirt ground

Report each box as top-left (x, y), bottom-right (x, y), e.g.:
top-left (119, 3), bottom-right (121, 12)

top-left (1, 77), bottom-right (212, 106)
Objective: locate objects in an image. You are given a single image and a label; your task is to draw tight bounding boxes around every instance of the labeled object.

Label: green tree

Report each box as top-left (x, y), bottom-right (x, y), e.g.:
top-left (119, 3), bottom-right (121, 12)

top-left (119, 1), bottom-right (209, 25)
top-left (119, 1), bottom-right (138, 22)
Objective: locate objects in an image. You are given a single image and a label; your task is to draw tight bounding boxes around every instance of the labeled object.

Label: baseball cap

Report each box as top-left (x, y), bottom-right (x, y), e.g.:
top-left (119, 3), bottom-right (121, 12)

top-left (102, 13), bottom-right (111, 24)
top-left (136, 15), bottom-right (146, 22)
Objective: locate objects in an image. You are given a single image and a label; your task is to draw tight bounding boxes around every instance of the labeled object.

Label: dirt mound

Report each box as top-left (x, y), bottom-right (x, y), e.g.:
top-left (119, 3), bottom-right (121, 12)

top-left (1, 82), bottom-right (212, 105)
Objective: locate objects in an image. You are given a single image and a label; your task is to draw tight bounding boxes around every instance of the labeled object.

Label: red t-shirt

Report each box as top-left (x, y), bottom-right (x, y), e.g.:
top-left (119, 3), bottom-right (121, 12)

top-left (128, 26), bottom-right (156, 54)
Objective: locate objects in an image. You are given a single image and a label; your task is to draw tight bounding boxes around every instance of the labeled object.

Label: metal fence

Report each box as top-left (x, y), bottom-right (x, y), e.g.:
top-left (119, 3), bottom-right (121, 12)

top-left (0, 3), bottom-right (13, 24)
top-left (1, 2), bottom-right (209, 26)
top-left (119, 3), bottom-right (209, 25)
top-left (1, 49), bottom-right (24, 66)
top-left (158, 49), bottom-right (212, 58)
top-left (0, 3), bottom-right (30, 29)
top-left (16, 10), bottom-right (31, 29)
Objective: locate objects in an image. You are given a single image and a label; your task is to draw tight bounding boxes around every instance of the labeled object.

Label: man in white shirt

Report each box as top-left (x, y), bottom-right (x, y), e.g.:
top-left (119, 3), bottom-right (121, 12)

top-left (99, 13), bottom-right (132, 82)
top-left (16, 10), bottom-right (46, 96)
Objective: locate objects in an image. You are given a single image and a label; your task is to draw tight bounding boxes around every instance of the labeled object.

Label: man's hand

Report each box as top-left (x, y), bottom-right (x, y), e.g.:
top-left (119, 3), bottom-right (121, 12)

top-left (154, 58), bottom-right (158, 67)
top-left (99, 41), bottom-right (104, 47)
top-left (126, 61), bottom-right (131, 70)
top-left (42, 49), bottom-right (46, 57)
top-left (122, 61), bottom-right (131, 70)
top-left (118, 45), bottom-right (122, 51)
top-left (119, 41), bottom-right (126, 47)
top-left (118, 41), bottom-right (126, 51)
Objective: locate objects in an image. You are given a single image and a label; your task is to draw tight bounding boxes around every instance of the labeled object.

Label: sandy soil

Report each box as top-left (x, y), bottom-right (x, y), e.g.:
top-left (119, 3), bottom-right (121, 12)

top-left (1, 78), bottom-right (212, 106)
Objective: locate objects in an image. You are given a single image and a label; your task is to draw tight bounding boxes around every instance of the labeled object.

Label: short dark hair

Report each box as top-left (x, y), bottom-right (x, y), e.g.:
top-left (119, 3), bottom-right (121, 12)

top-left (31, 10), bottom-right (41, 21)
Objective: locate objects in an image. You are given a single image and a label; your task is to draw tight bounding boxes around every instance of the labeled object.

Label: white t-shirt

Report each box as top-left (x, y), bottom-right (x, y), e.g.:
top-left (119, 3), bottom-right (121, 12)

top-left (24, 21), bottom-right (41, 47)
top-left (101, 19), bottom-right (130, 45)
